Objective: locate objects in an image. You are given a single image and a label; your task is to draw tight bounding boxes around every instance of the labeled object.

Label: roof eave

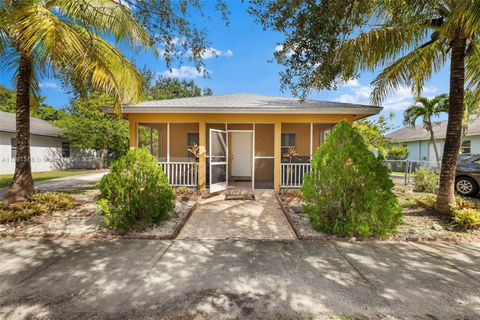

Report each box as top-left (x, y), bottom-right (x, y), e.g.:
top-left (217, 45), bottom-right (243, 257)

top-left (102, 106), bottom-right (382, 115)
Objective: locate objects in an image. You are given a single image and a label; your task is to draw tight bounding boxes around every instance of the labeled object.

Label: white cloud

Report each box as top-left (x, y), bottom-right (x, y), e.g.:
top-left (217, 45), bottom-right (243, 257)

top-left (197, 47), bottom-right (233, 59)
top-left (39, 82), bottom-right (59, 90)
top-left (334, 80), bottom-right (439, 111)
top-left (274, 44), bottom-right (294, 57)
top-left (158, 66), bottom-right (210, 79)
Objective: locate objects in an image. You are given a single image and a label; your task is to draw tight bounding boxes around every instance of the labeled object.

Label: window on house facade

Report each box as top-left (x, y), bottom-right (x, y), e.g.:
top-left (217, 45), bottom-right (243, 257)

top-left (461, 140), bottom-right (471, 154)
top-left (187, 132), bottom-right (199, 159)
top-left (281, 133), bottom-right (296, 155)
top-left (11, 138), bottom-right (16, 159)
top-left (62, 142), bottom-right (71, 158)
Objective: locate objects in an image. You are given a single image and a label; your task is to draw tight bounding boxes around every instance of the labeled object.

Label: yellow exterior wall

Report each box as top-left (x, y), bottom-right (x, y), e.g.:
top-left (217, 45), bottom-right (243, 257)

top-left (127, 113), bottom-right (354, 191)
top-left (169, 123), bottom-right (199, 161)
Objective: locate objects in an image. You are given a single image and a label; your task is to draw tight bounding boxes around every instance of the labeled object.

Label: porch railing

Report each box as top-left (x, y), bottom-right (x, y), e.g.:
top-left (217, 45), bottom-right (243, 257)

top-left (159, 162), bottom-right (198, 187)
top-left (281, 163), bottom-right (311, 188)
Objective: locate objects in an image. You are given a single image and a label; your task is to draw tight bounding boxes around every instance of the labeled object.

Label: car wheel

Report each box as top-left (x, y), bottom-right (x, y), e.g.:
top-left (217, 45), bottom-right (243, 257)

top-left (455, 176), bottom-right (479, 197)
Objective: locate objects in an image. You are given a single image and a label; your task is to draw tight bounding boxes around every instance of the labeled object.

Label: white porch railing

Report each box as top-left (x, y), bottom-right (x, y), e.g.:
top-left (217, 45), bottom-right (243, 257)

top-left (281, 163), bottom-right (311, 188)
top-left (159, 162), bottom-right (198, 187)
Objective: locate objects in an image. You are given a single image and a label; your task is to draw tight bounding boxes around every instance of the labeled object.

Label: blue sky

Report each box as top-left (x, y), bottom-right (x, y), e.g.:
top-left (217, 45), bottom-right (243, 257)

top-left (0, 0), bottom-right (450, 130)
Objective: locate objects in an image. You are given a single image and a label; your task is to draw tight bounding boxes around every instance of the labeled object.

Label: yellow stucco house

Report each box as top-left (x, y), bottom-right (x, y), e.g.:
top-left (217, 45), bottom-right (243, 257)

top-left (112, 93), bottom-right (381, 193)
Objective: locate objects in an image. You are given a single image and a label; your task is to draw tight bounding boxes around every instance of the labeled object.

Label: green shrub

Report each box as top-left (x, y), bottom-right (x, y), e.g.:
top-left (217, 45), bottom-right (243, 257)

top-left (29, 192), bottom-right (74, 211)
top-left (302, 121), bottom-right (402, 239)
top-left (415, 194), bottom-right (437, 208)
top-left (0, 192), bottom-right (73, 224)
top-left (412, 167), bottom-right (439, 193)
top-left (451, 207), bottom-right (480, 230)
top-left (98, 147), bottom-right (175, 232)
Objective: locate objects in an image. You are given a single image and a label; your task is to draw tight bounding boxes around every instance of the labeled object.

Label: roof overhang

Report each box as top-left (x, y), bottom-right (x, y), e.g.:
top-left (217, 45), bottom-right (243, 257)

top-left (102, 106), bottom-right (383, 116)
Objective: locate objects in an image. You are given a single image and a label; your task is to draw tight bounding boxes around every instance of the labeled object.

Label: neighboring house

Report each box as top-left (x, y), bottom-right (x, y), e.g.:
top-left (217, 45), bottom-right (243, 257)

top-left (105, 93), bottom-right (381, 192)
top-left (386, 118), bottom-right (480, 162)
top-left (0, 111), bottom-right (95, 174)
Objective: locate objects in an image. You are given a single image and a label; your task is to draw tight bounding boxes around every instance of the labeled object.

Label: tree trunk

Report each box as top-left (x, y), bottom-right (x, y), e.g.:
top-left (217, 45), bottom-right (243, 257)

top-left (4, 53), bottom-right (35, 202)
top-left (435, 37), bottom-right (467, 215)
top-left (429, 128), bottom-right (440, 163)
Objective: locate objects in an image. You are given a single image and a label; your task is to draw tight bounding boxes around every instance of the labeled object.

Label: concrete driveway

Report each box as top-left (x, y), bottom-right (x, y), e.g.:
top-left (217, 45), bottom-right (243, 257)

top-left (178, 190), bottom-right (296, 240)
top-left (0, 171), bottom-right (107, 197)
top-left (0, 238), bottom-right (479, 319)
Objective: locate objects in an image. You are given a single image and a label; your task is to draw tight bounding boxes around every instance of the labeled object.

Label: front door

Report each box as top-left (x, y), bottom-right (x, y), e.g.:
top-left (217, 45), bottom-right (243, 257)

top-left (209, 129), bottom-right (228, 193)
top-left (231, 132), bottom-right (252, 178)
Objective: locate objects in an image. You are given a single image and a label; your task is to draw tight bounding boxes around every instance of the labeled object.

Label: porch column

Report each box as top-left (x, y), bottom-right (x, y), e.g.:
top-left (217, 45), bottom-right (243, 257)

top-left (274, 121), bottom-right (282, 192)
top-left (198, 121), bottom-right (207, 191)
top-left (129, 119), bottom-right (137, 149)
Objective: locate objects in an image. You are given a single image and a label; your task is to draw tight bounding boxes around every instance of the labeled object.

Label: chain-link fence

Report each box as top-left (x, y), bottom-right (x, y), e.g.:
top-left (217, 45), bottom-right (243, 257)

top-left (383, 160), bottom-right (441, 185)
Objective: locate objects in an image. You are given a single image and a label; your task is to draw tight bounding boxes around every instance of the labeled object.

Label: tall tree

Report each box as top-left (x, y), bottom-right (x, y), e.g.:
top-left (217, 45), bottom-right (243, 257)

top-left (142, 69), bottom-right (213, 100)
top-left (1, 0), bottom-right (226, 202)
top-left (403, 94), bottom-right (449, 162)
top-left (0, 0), bottom-right (155, 202)
top-left (56, 93), bottom-right (129, 169)
top-left (250, 0), bottom-right (480, 215)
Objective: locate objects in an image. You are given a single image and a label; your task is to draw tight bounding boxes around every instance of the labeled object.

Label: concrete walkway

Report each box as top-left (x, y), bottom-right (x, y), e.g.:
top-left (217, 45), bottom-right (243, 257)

top-left (0, 238), bottom-right (479, 319)
top-left (0, 170), bottom-right (107, 197)
top-left (178, 190), bottom-right (296, 239)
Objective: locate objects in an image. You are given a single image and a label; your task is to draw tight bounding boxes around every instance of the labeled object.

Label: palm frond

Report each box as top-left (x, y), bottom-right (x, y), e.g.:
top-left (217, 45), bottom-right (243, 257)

top-left (442, 0), bottom-right (480, 39)
top-left (465, 41), bottom-right (480, 104)
top-left (11, 4), bottom-right (143, 110)
top-left (46, 0), bottom-right (156, 54)
top-left (370, 39), bottom-right (447, 105)
top-left (335, 23), bottom-right (431, 78)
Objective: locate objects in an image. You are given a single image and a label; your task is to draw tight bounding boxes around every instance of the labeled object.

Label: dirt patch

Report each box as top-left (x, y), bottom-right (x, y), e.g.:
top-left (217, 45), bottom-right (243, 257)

top-left (0, 189), bottom-right (196, 240)
top-left (277, 186), bottom-right (480, 242)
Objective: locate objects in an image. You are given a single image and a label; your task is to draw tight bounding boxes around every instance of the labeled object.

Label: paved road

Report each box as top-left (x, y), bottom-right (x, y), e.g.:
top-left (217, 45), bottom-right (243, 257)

top-left (0, 171), bottom-right (107, 197)
top-left (0, 238), bottom-right (479, 319)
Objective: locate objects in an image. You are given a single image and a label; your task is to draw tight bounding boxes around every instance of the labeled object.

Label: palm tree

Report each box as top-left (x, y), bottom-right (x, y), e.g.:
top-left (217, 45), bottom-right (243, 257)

top-left (251, 0), bottom-right (480, 215)
top-left (0, 0), bottom-right (155, 202)
top-left (403, 95), bottom-right (449, 163)
top-left (328, 1), bottom-right (480, 214)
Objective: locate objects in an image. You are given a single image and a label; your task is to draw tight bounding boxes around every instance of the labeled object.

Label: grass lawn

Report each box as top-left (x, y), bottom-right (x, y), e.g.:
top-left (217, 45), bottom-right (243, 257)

top-left (0, 170), bottom-right (97, 188)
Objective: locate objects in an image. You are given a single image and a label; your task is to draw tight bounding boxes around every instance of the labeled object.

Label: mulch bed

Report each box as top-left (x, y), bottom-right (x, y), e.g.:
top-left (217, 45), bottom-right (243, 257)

top-left (0, 190), bottom-right (197, 240)
top-left (276, 188), bottom-right (480, 242)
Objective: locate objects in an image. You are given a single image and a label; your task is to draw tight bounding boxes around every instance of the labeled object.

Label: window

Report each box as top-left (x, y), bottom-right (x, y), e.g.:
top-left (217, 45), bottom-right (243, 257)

top-left (281, 133), bottom-right (296, 155)
top-left (11, 138), bottom-right (16, 159)
top-left (62, 142), bottom-right (71, 158)
top-left (187, 133), bottom-right (199, 159)
top-left (461, 140), bottom-right (471, 154)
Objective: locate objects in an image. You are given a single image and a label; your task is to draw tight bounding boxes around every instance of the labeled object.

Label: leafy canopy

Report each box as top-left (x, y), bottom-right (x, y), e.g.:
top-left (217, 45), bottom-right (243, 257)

top-left (142, 69), bottom-right (213, 101)
top-left (0, 0), bottom-right (157, 110)
top-left (56, 92), bottom-right (128, 168)
top-left (353, 112), bottom-right (408, 159)
top-left (249, 1), bottom-right (480, 103)
top-left (0, 85), bottom-right (65, 121)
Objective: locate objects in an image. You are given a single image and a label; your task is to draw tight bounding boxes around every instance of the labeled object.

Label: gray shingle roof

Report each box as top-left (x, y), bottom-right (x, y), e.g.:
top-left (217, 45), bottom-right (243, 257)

top-left (110, 93), bottom-right (382, 115)
top-left (0, 111), bottom-right (63, 137)
top-left (387, 117), bottom-right (480, 142)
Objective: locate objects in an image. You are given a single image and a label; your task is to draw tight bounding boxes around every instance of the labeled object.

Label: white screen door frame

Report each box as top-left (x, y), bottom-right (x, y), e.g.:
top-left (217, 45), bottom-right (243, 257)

top-left (209, 128), bottom-right (228, 193)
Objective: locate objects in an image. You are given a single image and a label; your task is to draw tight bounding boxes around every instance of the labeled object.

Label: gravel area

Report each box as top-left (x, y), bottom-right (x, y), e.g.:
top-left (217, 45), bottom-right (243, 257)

top-left (0, 190), bottom-right (196, 240)
top-left (277, 187), bottom-right (480, 242)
